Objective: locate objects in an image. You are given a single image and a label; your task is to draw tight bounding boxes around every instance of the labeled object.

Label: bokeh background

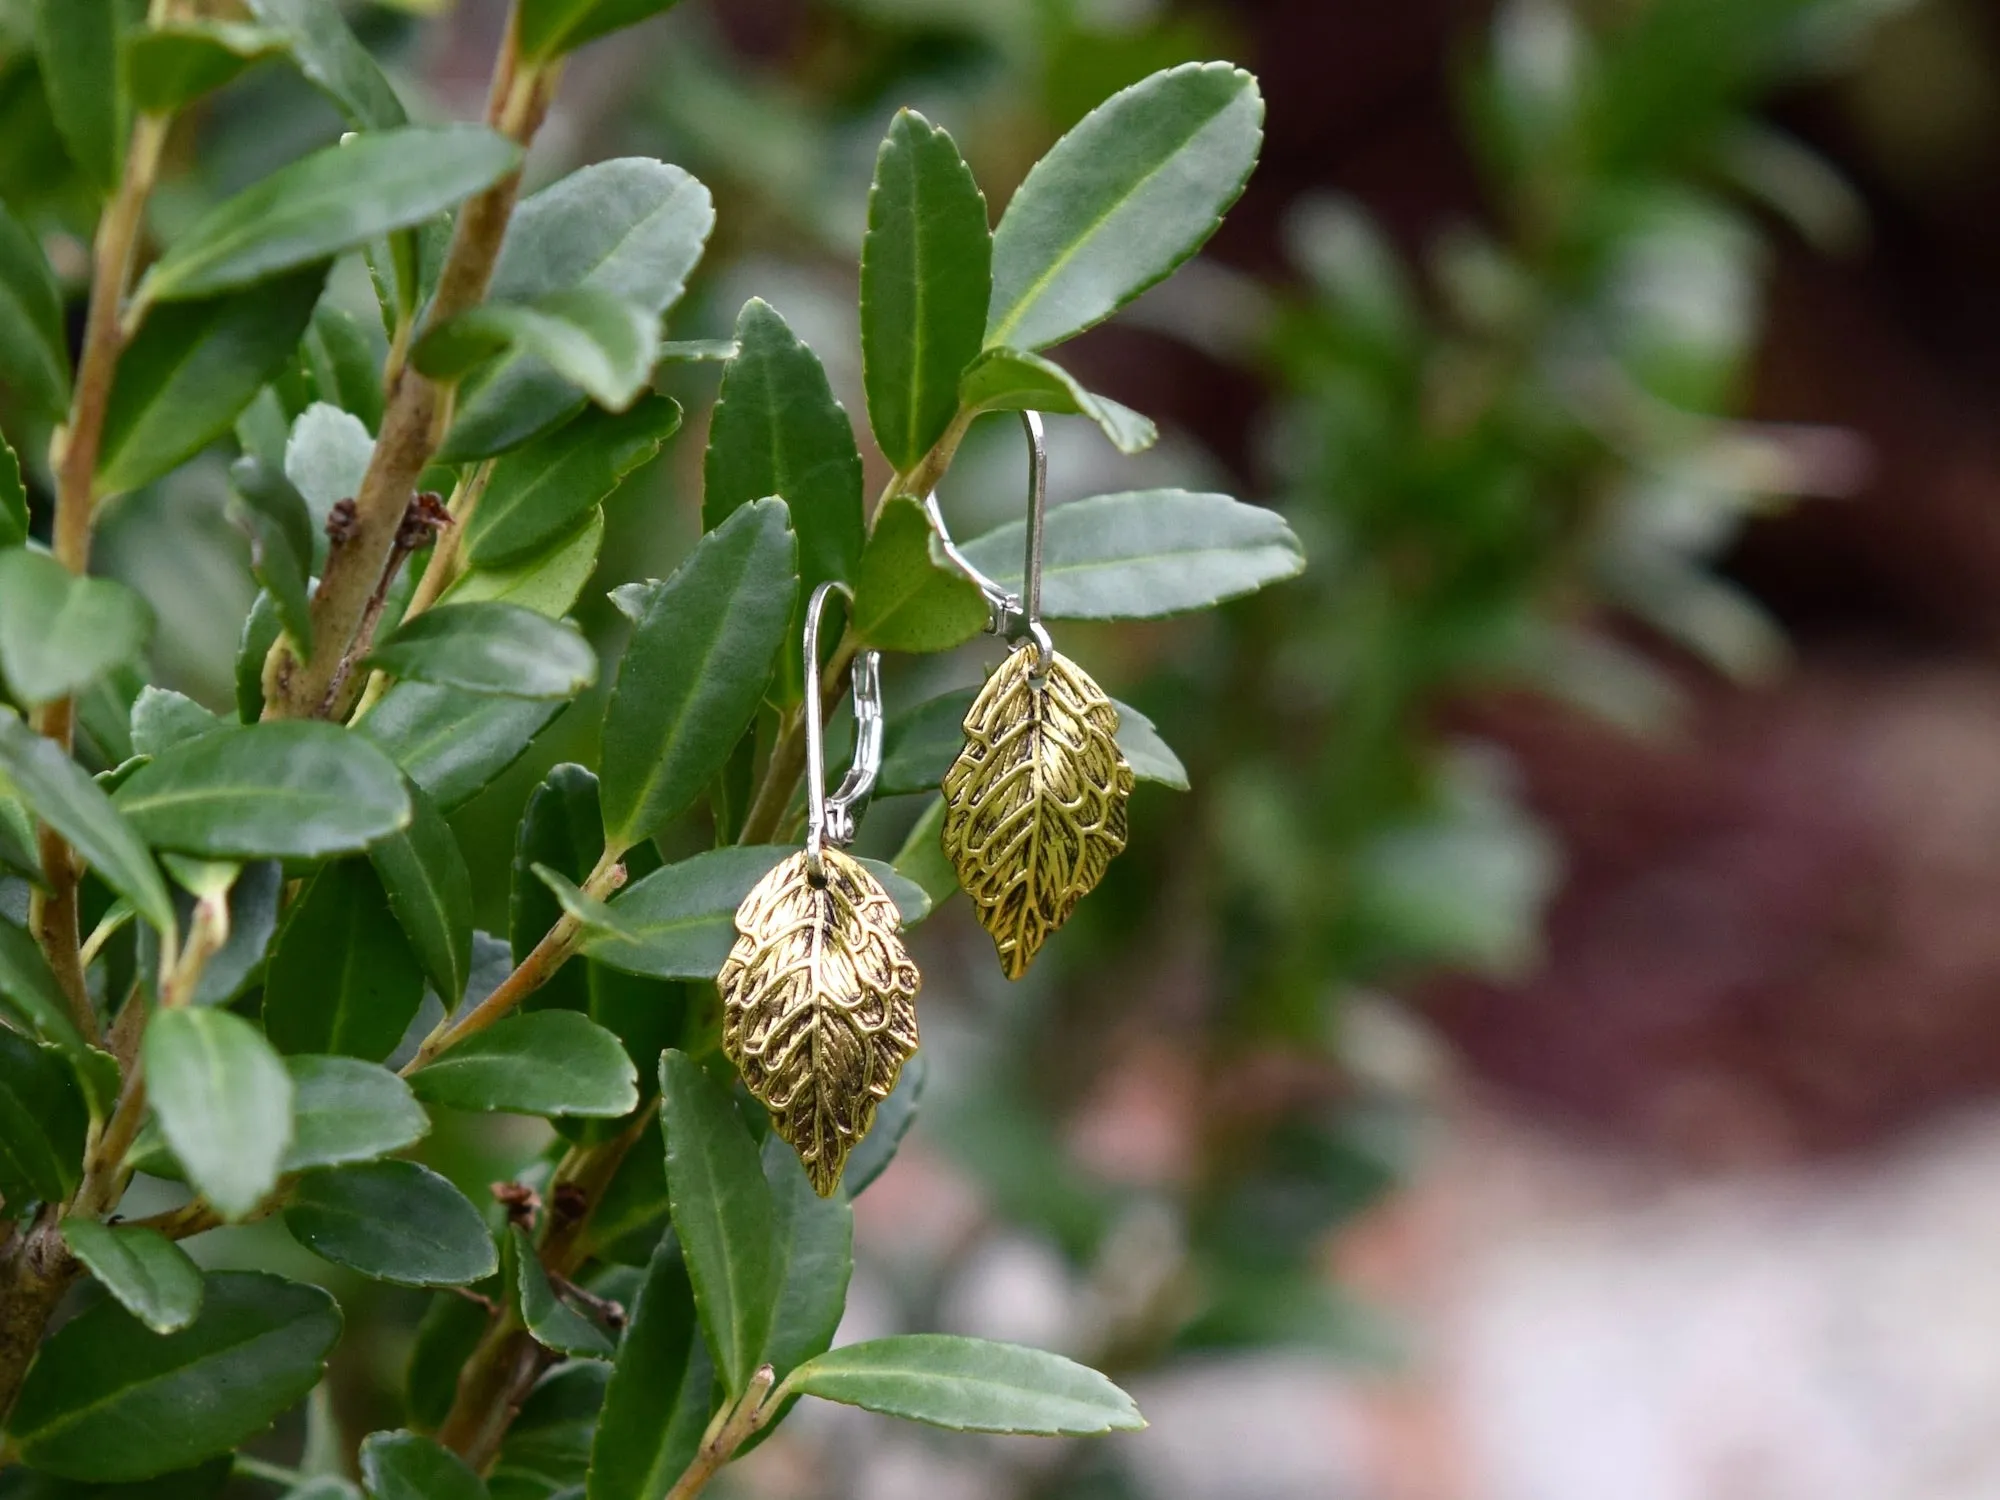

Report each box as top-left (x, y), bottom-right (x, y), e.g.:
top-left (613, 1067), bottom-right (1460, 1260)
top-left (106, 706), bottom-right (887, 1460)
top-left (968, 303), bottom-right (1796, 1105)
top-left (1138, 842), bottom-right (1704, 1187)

top-left (13, 0), bottom-right (2000, 1494)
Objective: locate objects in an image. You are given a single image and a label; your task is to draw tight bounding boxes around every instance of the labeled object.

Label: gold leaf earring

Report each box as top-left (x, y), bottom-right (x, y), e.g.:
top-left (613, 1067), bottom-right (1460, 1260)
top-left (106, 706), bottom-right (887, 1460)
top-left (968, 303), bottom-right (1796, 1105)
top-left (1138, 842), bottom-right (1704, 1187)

top-left (931, 413), bottom-right (1135, 979)
top-left (718, 582), bottom-right (920, 1196)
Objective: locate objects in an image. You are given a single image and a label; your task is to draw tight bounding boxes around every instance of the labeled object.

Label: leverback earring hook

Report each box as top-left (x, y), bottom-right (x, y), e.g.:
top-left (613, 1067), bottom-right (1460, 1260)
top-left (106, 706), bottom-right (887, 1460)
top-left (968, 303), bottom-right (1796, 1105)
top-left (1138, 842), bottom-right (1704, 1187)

top-left (922, 410), bottom-right (1054, 663)
top-left (802, 580), bottom-right (883, 881)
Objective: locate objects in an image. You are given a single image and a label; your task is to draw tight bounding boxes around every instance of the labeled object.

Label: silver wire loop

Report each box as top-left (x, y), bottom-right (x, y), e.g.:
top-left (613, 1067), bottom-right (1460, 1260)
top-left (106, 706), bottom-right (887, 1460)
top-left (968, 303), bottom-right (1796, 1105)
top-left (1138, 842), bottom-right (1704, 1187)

top-left (802, 580), bottom-right (883, 880)
top-left (922, 410), bottom-right (1054, 663)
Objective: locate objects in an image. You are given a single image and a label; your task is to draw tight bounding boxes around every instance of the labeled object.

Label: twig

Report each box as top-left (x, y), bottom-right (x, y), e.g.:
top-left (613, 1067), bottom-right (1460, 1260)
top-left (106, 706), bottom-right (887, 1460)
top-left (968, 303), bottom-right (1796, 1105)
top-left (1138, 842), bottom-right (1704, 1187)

top-left (663, 1367), bottom-right (777, 1500)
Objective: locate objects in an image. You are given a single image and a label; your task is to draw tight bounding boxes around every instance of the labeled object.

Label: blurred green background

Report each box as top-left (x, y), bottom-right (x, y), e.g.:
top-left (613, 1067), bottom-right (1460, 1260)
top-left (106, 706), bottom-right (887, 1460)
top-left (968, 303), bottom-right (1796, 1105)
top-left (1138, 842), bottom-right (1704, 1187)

top-left (14, 0), bottom-right (2000, 1494)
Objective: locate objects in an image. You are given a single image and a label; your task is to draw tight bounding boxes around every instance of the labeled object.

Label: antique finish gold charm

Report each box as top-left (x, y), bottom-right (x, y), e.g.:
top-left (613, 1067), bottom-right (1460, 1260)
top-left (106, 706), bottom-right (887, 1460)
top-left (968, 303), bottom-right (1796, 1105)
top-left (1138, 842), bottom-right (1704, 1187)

top-left (719, 579), bottom-right (916, 1195)
top-left (941, 641), bottom-right (1134, 978)
top-left (719, 846), bottom-right (920, 1196)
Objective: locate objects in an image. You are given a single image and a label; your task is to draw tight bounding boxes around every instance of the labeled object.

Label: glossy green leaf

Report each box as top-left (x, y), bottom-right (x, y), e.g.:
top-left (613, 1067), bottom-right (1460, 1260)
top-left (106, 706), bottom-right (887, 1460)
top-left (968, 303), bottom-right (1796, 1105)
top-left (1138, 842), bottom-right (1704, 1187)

top-left (842, 1048), bottom-right (926, 1196)
top-left (0, 198), bottom-right (69, 417)
top-left (415, 287), bottom-right (659, 412)
top-left (361, 1430), bottom-right (488, 1500)
top-left (987, 61), bottom-right (1263, 351)
top-left (286, 1160), bottom-right (498, 1287)
top-left (114, 721), bottom-right (412, 858)
top-left (0, 1024), bottom-right (87, 1203)
top-left (703, 300), bottom-right (862, 633)
top-left (861, 109), bottom-right (991, 471)
top-left (959, 347), bottom-right (1156, 454)
top-left (6, 1271), bottom-right (340, 1482)
top-left (0, 436), bottom-right (25, 550)
top-left (0, 912), bottom-right (87, 1052)
top-left (409, 1010), bottom-right (638, 1118)
top-left (0, 549), bottom-right (152, 708)
top-left (124, 21), bottom-right (288, 113)
top-left (284, 400), bottom-right (374, 534)
top-left (359, 683), bottom-right (565, 813)
top-left (658, 1048), bottom-right (775, 1399)
top-left (1110, 699), bottom-right (1187, 790)
top-left (957, 489), bottom-right (1305, 620)
top-left (242, 0), bottom-right (406, 129)
top-left (264, 860), bottom-right (425, 1062)
top-left (758, 1132), bottom-right (852, 1380)
top-left (0, 790), bottom-right (41, 882)
top-left (235, 590), bottom-right (284, 723)
top-left (850, 495), bottom-right (988, 653)
top-left (144, 1007), bottom-right (292, 1220)
top-left (368, 602), bottom-right (597, 700)
top-left (139, 126), bottom-right (521, 304)
top-left (879, 687), bottom-right (976, 795)
top-left (462, 396), bottom-right (681, 569)
top-left (783, 1336), bottom-right (1144, 1435)
top-left (284, 1054), bottom-right (429, 1171)
top-left (59, 1220), bottom-right (203, 1335)
top-left (0, 1457), bottom-right (234, 1497)
top-left (369, 780), bottom-right (474, 1010)
top-left (98, 268), bottom-right (326, 496)
top-left (35, 0), bottom-right (137, 196)
top-left (446, 159), bottom-right (713, 461)
top-left (191, 858), bottom-right (282, 1006)
top-left (490, 1357), bottom-right (606, 1495)
top-left (406, 1291), bottom-right (491, 1432)
top-left (304, 301), bottom-right (385, 432)
top-left (510, 1226), bottom-right (614, 1358)
top-left (129, 686), bottom-right (223, 758)
top-left (584, 1236), bottom-right (705, 1500)
top-left (444, 509), bottom-right (604, 618)
top-left (591, 845), bottom-right (928, 978)
top-left (519, 0), bottom-right (686, 59)
top-left (0, 709), bottom-right (172, 933)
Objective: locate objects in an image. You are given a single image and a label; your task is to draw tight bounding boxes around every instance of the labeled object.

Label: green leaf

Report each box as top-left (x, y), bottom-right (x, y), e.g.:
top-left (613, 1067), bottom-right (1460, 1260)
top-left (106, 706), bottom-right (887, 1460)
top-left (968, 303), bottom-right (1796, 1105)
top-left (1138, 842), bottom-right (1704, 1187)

top-left (0, 1025), bottom-right (87, 1203)
top-left (361, 1431), bottom-right (488, 1500)
top-left (264, 860), bottom-right (426, 1062)
top-left (842, 1049), bottom-right (925, 1196)
top-left (0, 709), bottom-right (172, 933)
top-left (519, 0), bottom-right (686, 60)
top-left (599, 498), bottom-right (796, 852)
top-left (956, 489), bottom-right (1305, 619)
top-left (0, 1459), bottom-right (234, 1497)
top-left (509, 1226), bottom-right (614, 1358)
top-left (235, 590), bottom-right (284, 723)
top-left (490, 1358), bottom-right (606, 1495)
top-left (0, 792), bottom-right (42, 883)
top-left (959, 347), bottom-right (1156, 454)
top-left (286, 1160), bottom-right (498, 1287)
top-left (591, 846), bottom-right (928, 978)
top-left (35, 0), bottom-right (137, 196)
top-left (284, 1054), bottom-right (429, 1171)
top-left (415, 287), bottom-right (659, 412)
top-left (58, 1220), bottom-right (203, 1335)
top-left (658, 1048), bottom-right (775, 1399)
top-left (850, 495), bottom-right (988, 653)
top-left (987, 61), bottom-right (1263, 352)
top-left (7, 1271), bottom-right (341, 1482)
top-left (702, 301), bottom-right (862, 632)
top-left (879, 688), bottom-right (975, 795)
top-left (304, 301), bottom-right (386, 432)
top-left (584, 1236), bottom-right (706, 1500)
top-left (143, 1006), bottom-right (292, 1220)
top-left (366, 601), bottom-right (597, 701)
top-left (758, 1132), bottom-right (852, 1380)
top-left (241, 0), bottom-right (405, 129)
top-left (406, 1291), bottom-right (491, 1432)
top-left (284, 400), bottom-right (374, 534)
top-left (462, 396), bottom-right (681, 569)
top-left (98, 267), bottom-right (326, 496)
top-left (0, 912), bottom-right (87, 1052)
top-left (861, 109), bottom-right (991, 471)
top-left (114, 721), bottom-right (412, 859)
top-left (409, 1010), bottom-right (639, 1117)
top-left (359, 684), bottom-right (564, 814)
top-left (123, 21), bottom-right (288, 113)
top-left (369, 780), bottom-right (473, 1010)
top-left (129, 686), bottom-right (223, 758)
top-left (1109, 698), bottom-right (1187, 790)
top-left (783, 1335), bottom-right (1144, 1435)
top-left (0, 197), bottom-right (69, 418)
top-left (446, 159), bottom-right (713, 461)
top-left (0, 434), bottom-right (26, 549)
top-left (139, 126), bottom-right (522, 304)
top-left (444, 509), bottom-right (604, 618)
top-left (0, 550), bottom-right (152, 708)
top-left (188, 859), bottom-right (282, 1006)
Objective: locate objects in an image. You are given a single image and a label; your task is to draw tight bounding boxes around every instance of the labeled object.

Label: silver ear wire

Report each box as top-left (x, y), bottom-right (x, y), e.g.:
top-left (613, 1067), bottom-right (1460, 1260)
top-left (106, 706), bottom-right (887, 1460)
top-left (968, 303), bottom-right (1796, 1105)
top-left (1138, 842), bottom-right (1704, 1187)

top-left (922, 410), bottom-right (1054, 662)
top-left (802, 580), bottom-right (882, 880)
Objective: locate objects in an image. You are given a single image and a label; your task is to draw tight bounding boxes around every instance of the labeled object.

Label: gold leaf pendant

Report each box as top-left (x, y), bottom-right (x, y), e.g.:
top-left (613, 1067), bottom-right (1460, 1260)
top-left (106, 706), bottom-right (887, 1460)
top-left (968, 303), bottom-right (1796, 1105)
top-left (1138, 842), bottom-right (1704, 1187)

top-left (941, 642), bottom-right (1135, 979)
top-left (718, 847), bottom-right (921, 1196)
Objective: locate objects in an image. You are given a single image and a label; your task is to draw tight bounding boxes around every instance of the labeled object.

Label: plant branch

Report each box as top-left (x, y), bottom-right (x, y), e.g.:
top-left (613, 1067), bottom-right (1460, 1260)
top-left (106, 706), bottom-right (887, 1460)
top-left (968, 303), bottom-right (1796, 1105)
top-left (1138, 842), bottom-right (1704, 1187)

top-left (663, 1366), bottom-right (778, 1500)
top-left (265, 22), bottom-right (559, 721)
